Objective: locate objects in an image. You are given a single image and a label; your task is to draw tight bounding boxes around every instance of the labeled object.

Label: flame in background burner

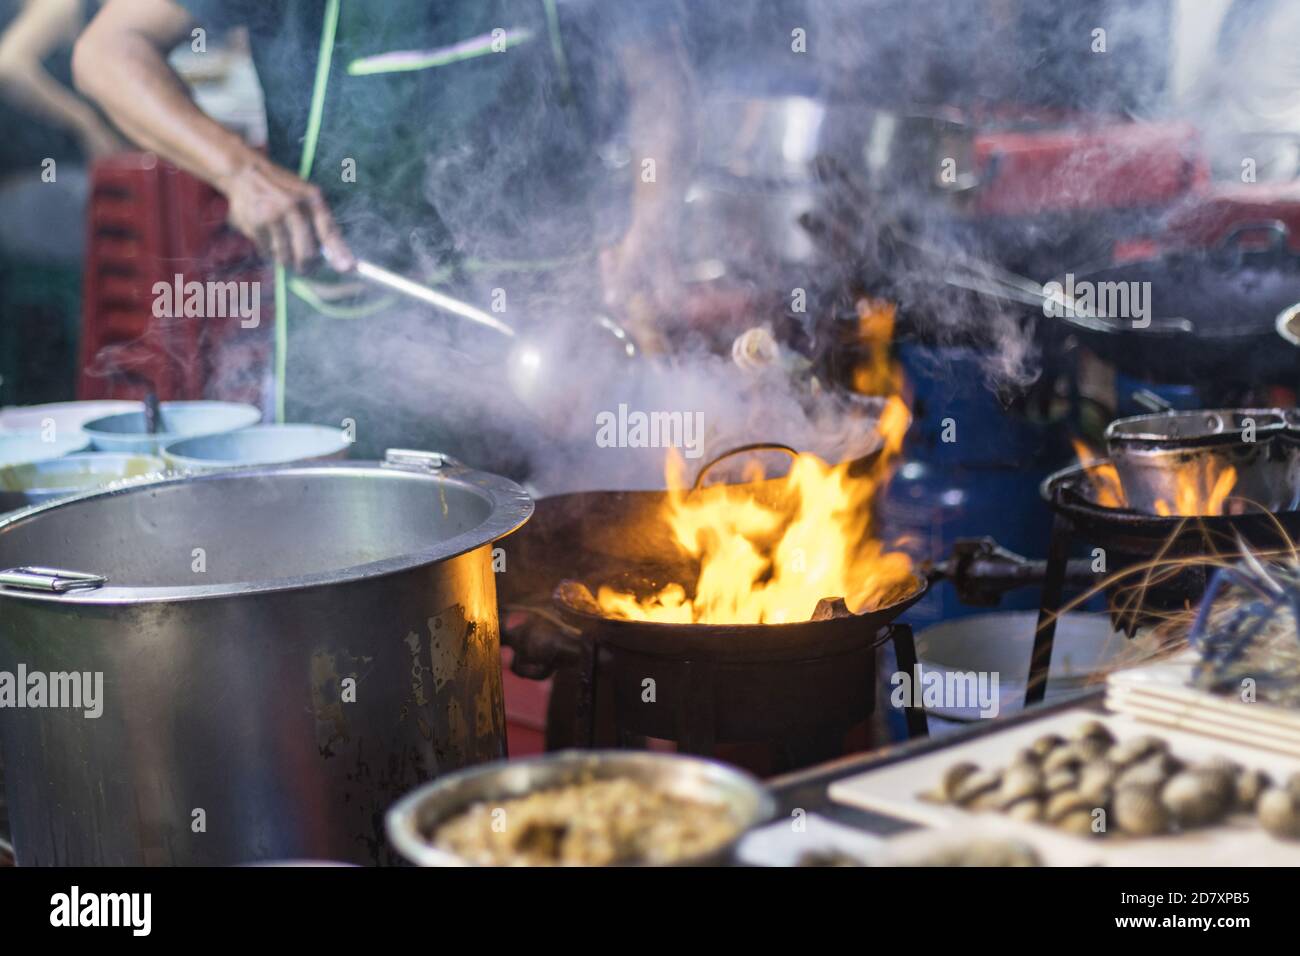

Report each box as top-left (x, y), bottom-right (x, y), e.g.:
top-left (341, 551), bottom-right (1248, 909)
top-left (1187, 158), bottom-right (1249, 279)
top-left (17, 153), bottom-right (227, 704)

top-left (1071, 439), bottom-right (1238, 516)
top-left (1072, 439), bottom-right (1125, 508)
top-left (851, 297), bottom-right (901, 397)
top-left (596, 396), bottom-right (916, 625)
top-left (1151, 459), bottom-right (1238, 517)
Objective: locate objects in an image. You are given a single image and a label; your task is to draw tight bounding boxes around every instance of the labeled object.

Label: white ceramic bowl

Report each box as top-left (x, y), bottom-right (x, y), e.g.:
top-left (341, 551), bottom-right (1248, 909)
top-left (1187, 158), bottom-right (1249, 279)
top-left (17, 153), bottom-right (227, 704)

top-left (162, 424), bottom-right (351, 472)
top-left (0, 400), bottom-right (141, 436)
top-left (82, 401), bottom-right (261, 454)
top-left (0, 430), bottom-right (90, 468)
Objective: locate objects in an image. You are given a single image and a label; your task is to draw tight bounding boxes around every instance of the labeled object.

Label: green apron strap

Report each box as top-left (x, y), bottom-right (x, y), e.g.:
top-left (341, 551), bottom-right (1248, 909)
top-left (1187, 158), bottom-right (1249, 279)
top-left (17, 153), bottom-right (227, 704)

top-left (299, 0), bottom-right (342, 181)
top-left (274, 0), bottom-right (342, 422)
top-left (540, 0), bottom-right (571, 97)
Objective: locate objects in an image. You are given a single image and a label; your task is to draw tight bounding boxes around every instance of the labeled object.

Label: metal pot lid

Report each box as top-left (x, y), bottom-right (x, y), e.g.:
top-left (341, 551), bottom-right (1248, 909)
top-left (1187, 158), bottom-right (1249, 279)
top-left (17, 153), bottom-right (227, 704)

top-left (0, 449), bottom-right (532, 605)
top-left (1104, 408), bottom-right (1286, 450)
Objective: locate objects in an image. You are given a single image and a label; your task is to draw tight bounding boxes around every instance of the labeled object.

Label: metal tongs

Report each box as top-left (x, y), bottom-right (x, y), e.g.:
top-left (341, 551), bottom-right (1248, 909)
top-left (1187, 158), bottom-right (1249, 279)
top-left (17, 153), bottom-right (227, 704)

top-left (883, 225), bottom-right (1107, 322)
top-left (804, 153), bottom-right (1100, 321)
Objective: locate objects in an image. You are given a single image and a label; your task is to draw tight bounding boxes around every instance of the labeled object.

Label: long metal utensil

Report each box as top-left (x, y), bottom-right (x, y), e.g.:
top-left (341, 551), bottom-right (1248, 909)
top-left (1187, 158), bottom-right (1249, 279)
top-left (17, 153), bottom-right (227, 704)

top-left (353, 259), bottom-right (516, 338)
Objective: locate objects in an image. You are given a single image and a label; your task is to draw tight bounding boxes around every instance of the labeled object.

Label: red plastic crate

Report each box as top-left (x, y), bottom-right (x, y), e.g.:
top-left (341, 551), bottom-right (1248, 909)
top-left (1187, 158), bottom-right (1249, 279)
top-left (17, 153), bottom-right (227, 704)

top-left (78, 152), bottom-right (267, 404)
top-left (970, 120), bottom-right (1207, 216)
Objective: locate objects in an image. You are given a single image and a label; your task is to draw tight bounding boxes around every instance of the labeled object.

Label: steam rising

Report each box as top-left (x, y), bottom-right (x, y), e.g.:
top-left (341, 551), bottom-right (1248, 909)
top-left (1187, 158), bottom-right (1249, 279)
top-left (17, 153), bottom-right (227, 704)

top-left (258, 1), bottom-right (1300, 492)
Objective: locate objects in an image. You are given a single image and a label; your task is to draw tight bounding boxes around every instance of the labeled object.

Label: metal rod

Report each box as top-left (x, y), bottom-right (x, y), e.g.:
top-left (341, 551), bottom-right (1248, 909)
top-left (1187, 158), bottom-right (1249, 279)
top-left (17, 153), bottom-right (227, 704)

top-left (1026, 513), bottom-right (1074, 706)
top-left (353, 260), bottom-right (516, 338)
top-left (890, 623), bottom-right (929, 739)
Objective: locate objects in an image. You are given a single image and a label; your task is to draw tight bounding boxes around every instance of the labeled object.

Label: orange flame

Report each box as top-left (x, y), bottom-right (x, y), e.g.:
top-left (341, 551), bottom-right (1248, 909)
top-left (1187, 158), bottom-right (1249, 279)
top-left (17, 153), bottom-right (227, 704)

top-left (1152, 460), bottom-right (1237, 517)
top-left (1071, 439), bottom-right (1124, 508)
top-left (1071, 438), bottom-right (1238, 515)
top-left (851, 298), bottom-right (902, 397)
top-left (596, 396), bottom-right (917, 625)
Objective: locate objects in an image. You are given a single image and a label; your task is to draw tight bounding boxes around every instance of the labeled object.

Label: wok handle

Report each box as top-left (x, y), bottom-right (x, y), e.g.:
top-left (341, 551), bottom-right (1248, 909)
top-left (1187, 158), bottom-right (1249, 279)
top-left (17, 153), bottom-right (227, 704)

top-left (381, 448), bottom-right (462, 472)
top-left (1219, 219), bottom-right (1289, 255)
top-left (691, 443), bottom-right (799, 491)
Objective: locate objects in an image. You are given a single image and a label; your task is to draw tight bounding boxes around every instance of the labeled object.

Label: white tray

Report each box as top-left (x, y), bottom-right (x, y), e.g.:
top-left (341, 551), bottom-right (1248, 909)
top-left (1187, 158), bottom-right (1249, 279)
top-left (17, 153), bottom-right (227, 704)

top-left (828, 710), bottom-right (1300, 866)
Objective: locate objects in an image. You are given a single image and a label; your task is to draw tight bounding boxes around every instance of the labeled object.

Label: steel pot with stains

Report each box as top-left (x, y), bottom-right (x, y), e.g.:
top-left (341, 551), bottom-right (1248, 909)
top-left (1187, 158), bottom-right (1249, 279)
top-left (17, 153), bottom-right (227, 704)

top-left (1104, 409), bottom-right (1289, 514)
top-left (0, 449), bottom-right (531, 865)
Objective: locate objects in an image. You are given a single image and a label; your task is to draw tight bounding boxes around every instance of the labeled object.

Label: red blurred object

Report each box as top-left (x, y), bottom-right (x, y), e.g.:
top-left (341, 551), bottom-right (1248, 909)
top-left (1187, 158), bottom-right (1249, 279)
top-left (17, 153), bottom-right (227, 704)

top-left (970, 120), bottom-right (1207, 216)
top-left (1160, 183), bottom-right (1300, 252)
top-left (499, 647), bottom-right (550, 757)
top-left (78, 152), bottom-right (269, 404)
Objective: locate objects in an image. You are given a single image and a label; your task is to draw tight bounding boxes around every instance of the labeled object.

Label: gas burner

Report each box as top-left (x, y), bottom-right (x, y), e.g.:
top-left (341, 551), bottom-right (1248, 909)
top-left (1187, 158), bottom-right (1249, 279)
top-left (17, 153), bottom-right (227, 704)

top-left (1027, 462), bottom-right (1300, 705)
top-left (550, 578), bottom-right (930, 773)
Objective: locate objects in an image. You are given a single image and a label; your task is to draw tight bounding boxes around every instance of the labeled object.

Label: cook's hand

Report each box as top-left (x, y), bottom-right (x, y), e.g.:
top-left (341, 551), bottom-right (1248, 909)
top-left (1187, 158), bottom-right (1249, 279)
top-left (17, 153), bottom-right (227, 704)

top-left (218, 157), bottom-right (354, 273)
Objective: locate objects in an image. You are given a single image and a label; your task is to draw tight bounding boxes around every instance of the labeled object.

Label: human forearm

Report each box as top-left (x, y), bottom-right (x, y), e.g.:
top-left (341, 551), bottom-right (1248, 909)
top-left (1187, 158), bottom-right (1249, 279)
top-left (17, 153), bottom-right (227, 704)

top-left (621, 37), bottom-right (693, 231)
top-left (72, 0), bottom-right (351, 271)
top-left (72, 20), bottom-right (251, 186)
top-left (0, 56), bottom-right (101, 139)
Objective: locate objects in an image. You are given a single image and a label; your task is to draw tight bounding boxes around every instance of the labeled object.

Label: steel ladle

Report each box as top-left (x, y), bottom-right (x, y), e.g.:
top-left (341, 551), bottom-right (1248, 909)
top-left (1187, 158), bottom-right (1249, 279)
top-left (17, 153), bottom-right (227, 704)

top-left (346, 259), bottom-right (639, 423)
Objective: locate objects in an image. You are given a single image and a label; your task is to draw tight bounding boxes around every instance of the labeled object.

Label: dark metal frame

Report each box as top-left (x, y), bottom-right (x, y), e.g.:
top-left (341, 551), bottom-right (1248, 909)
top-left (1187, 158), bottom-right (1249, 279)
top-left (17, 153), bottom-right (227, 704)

top-left (573, 622), bottom-right (928, 768)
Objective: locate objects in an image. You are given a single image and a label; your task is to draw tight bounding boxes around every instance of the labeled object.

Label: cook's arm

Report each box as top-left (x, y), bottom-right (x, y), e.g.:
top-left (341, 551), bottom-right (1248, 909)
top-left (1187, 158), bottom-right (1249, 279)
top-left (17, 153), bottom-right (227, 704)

top-left (72, 0), bottom-right (351, 270)
top-left (600, 23), bottom-right (694, 318)
top-left (621, 36), bottom-right (692, 243)
top-left (0, 0), bottom-right (124, 158)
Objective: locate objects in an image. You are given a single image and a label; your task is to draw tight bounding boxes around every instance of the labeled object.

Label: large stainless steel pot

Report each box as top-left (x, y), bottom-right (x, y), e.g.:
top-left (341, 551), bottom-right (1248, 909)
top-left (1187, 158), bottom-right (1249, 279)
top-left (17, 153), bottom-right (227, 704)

top-left (0, 449), bottom-right (532, 865)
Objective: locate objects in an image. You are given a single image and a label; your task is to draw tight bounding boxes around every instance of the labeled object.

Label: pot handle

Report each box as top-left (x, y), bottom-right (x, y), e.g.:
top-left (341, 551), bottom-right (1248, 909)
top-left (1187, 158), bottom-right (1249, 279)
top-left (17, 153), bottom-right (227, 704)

top-left (382, 448), bottom-right (463, 472)
top-left (0, 566), bottom-right (107, 593)
top-left (691, 443), bottom-right (799, 491)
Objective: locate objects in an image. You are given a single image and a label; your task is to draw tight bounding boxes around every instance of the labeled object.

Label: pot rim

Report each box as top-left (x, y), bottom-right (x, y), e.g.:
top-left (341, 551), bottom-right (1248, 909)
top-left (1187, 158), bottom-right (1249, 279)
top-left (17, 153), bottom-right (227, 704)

top-left (0, 454), bottom-right (533, 605)
top-left (1104, 408), bottom-right (1286, 450)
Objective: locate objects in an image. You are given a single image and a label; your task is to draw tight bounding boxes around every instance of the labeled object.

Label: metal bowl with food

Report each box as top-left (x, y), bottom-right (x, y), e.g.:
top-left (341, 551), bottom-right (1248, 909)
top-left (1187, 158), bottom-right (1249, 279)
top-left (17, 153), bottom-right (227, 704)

top-left (386, 750), bottom-right (776, 867)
